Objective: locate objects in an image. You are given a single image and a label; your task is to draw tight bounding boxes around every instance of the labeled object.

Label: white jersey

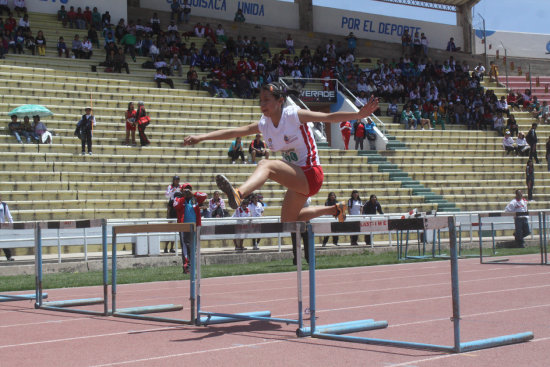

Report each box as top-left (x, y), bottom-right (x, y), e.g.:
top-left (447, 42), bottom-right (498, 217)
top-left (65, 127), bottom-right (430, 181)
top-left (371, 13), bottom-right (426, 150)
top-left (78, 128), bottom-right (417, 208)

top-left (258, 105), bottom-right (320, 168)
top-left (248, 202), bottom-right (264, 217)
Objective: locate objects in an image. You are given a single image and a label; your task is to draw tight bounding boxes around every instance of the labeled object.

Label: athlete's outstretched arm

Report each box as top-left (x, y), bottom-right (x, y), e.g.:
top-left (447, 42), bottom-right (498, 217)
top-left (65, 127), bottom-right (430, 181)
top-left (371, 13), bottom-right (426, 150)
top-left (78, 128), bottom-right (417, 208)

top-left (297, 96), bottom-right (379, 123)
top-left (184, 122), bottom-right (260, 145)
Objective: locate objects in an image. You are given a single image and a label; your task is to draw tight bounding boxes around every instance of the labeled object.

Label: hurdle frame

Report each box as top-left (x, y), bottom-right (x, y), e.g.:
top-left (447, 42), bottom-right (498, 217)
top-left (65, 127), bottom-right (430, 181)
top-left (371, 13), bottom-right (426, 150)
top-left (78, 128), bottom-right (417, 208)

top-left (34, 219), bottom-right (109, 316)
top-left (0, 222), bottom-right (48, 303)
top-left (196, 222), bottom-right (308, 327)
top-left (478, 211), bottom-right (549, 266)
top-left (300, 217), bottom-right (534, 353)
top-left (111, 223), bottom-right (197, 324)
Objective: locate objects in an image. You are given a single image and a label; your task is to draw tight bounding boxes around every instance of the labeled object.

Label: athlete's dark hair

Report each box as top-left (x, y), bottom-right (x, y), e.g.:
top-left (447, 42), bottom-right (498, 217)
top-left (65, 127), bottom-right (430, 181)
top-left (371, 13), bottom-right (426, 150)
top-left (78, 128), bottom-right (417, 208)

top-left (261, 82), bottom-right (300, 101)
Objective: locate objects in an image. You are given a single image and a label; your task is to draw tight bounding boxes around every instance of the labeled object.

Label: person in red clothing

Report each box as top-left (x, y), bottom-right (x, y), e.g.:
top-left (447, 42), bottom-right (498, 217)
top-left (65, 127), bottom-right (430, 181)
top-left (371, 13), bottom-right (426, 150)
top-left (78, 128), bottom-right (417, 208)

top-left (339, 121), bottom-right (351, 150)
top-left (124, 102), bottom-right (137, 146)
top-left (173, 183), bottom-right (207, 273)
top-left (83, 6), bottom-right (92, 27)
top-left (4, 14), bottom-right (16, 33)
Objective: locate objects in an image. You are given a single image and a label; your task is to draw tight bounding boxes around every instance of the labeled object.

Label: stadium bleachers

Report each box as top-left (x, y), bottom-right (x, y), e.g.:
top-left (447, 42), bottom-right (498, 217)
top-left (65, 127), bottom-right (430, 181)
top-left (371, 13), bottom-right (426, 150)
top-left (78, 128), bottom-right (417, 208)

top-left (1, 11), bottom-right (549, 253)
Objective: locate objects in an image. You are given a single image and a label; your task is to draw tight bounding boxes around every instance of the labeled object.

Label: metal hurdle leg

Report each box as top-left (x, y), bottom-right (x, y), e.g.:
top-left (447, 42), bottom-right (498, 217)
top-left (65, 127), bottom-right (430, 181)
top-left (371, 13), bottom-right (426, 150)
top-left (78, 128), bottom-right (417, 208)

top-left (37, 220), bottom-right (109, 316)
top-left (198, 222), bottom-right (306, 326)
top-left (111, 223), bottom-right (195, 324)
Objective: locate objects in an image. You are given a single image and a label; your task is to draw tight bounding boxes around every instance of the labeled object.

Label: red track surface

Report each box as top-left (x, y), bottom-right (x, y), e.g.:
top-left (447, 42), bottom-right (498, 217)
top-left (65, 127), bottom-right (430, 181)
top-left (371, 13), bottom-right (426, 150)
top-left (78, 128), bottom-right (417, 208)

top-left (1, 254), bottom-right (549, 367)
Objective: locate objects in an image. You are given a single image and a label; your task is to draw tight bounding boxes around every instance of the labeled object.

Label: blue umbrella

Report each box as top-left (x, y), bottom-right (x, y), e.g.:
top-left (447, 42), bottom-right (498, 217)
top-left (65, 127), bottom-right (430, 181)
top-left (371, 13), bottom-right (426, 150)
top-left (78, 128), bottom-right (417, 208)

top-left (8, 104), bottom-right (53, 118)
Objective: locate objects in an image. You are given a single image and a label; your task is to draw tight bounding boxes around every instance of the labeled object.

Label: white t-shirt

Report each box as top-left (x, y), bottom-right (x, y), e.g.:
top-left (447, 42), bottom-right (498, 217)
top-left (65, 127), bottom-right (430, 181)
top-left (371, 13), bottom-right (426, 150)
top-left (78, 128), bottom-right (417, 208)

top-left (248, 202), bottom-right (264, 217)
top-left (505, 198), bottom-right (527, 213)
top-left (258, 105), bottom-right (320, 168)
top-left (232, 206), bottom-right (250, 218)
top-left (348, 199), bottom-right (362, 215)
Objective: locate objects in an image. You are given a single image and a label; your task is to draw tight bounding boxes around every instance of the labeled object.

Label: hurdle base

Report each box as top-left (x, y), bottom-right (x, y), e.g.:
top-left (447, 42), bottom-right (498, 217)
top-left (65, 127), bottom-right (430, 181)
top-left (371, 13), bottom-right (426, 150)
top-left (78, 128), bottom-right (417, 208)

top-left (297, 319), bottom-right (388, 337)
top-left (313, 331), bottom-right (534, 353)
top-left (198, 311), bottom-right (278, 326)
top-left (0, 293), bottom-right (47, 302)
top-left (114, 304), bottom-right (183, 315)
top-left (113, 312), bottom-right (192, 325)
top-left (42, 297), bottom-right (104, 308)
top-left (38, 305), bottom-right (108, 316)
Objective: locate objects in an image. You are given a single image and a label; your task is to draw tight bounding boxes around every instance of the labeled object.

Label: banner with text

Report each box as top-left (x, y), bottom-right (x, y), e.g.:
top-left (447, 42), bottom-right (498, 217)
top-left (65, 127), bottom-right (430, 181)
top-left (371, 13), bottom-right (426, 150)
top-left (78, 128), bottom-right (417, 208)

top-left (29, 0), bottom-right (127, 25)
top-left (313, 5), bottom-right (463, 51)
top-left (140, 0), bottom-right (299, 30)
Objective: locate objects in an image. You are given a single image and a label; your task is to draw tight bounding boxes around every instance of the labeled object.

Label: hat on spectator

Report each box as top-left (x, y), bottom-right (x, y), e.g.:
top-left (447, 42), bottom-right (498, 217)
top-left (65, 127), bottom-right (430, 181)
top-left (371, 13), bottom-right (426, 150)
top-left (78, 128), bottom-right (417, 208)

top-left (173, 175), bottom-right (180, 180)
top-left (182, 183), bottom-right (192, 190)
top-left (85, 107), bottom-right (92, 111)
top-left (505, 130), bottom-right (511, 135)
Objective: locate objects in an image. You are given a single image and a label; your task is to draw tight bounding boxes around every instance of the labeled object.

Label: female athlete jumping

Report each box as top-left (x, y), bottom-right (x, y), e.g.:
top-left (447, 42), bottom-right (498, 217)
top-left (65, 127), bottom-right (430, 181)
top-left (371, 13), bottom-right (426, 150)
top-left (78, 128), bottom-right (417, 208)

top-left (184, 83), bottom-right (378, 223)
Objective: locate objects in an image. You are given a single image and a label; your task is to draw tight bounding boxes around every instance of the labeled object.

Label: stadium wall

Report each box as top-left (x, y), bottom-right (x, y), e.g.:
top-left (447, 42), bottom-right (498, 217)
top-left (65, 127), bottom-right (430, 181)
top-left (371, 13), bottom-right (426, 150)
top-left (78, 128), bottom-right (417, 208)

top-left (29, 0), bottom-right (127, 25)
top-left (474, 29), bottom-right (550, 59)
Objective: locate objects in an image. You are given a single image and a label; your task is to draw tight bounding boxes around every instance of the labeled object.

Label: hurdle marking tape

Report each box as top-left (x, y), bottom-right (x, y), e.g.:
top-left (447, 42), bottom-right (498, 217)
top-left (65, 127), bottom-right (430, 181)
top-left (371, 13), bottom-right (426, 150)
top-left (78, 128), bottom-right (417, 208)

top-left (112, 223), bottom-right (194, 235)
top-left (311, 217), bottom-right (448, 234)
top-left (0, 222), bottom-right (35, 230)
top-left (200, 222), bottom-right (306, 236)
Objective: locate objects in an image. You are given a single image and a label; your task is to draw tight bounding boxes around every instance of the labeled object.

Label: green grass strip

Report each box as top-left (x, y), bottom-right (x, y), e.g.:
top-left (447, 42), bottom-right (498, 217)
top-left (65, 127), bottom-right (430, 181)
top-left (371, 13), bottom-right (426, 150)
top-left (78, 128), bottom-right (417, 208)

top-left (0, 247), bottom-right (540, 293)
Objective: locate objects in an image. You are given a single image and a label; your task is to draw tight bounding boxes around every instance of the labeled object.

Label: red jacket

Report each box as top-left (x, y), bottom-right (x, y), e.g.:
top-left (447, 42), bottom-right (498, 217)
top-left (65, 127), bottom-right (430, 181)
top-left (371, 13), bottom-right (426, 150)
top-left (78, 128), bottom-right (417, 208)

top-left (173, 192), bottom-right (207, 226)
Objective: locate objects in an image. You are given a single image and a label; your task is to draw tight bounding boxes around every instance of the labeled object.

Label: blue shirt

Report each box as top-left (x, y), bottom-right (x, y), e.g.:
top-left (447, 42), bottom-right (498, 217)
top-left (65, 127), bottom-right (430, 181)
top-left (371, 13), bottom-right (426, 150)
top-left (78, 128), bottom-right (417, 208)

top-left (183, 198), bottom-right (196, 224)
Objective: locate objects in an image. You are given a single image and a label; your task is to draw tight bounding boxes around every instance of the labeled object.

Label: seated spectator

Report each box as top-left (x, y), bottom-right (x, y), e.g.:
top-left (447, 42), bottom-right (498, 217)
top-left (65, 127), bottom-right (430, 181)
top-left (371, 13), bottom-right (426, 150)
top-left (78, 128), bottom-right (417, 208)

top-left (67, 6), bottom-right (77, 29)
top-left (248, 134), bottom-right (269, 164)
top-left (0, 1), bottom-right (9, 17)
top-left (8, 115), bottom-right (23, 143)
top-left (236, 74), bottom-right (252, 99)
top-left (79, 36), bottom-right (92, 58)
top-left (186, 65), bottom-right (200, 90)
top-left (154, 68), bottom-right (174, 88)
top-left (24, 30), bottom-right (35, 55)
top-left (259, 36), bottom-right (271, 57)
top-left (101, 11), bottom-right (111, 27)
top-left (537, 100), bottom-right (549, 123)
top-left (413, 106), bottom-right (431, 130)
top-left (516, 132), bottom-right (530, 156)
top-left (4, 13), bottom-right (16, 33)
top-left (506, 114), bottom-right (519, 137)
top-left (169, 54), bottom-right (183, 77)
top-left (35, 30), bottom-right (46, 56)
top-left (167, 20), bottom-right (178, 34)
top-left (228, 137), bottom-right (246, 163)
top-left (113, 49), bottom-right (129, 73)
top-left (150, 12), bottom-right (161, 34)
top-left (502, 130), bottom-right (516, 155)
top-left (208, 191), bottom-right (226, 218)
top-left (204, 23), bottom-right (216, 43)
top-left (83, 6), bottom-right (92, 28)
top-left (71, 34), bottom-right (82, 58)
top-left (496, 95), bottom-right (509, 116)
top-left (216, 24), bottom-right (226, 44)
top-left (33, 116), bottom-right (52, 144)
top-left (99, 49), bottom-right (116, 70)
top-left (18, 13), bottom-right (29, 32)
top-left (57, 5), bottom-right (68, 27)
top-left (104, 31), bottom-right (115, 50)
top-left (9, 29), bottom-right (24, 54)
top-left (234, 9), bottom-right (246, 23)
top-left (401, 105), bottom-right (416, 129)
top-left (446, 37), bottom-right (459, 52)
top-left (473, 62), bottom-right (485, 80)
top-left (386, 99), bottom-right (399, 123)
top-left (21, 116), bottom-right (37, 142)
top-left (114, 18), bottom-right (126, 42)
top-left (149, 41), bottom-right (159, 61)
top-left (507, 91), bottom-right (519, 111)
top-left (13, 0), bottom-right (26, 18)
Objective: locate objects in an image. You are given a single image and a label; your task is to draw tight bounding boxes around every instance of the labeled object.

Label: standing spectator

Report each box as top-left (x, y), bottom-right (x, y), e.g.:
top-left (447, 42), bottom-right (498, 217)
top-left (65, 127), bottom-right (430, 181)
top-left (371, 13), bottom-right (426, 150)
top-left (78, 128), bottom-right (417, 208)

top-left (347, 190), bottom-right (362, 246)
top-left (526, 123), bottom-right (539, 164)
top-left (75, 7), bottom-right (86, 29)
top-left (35, 30), bottom-right (46, 56)
top-left (228, 137), bottom-right (246, 164)
top-left (135, 101), bottom-right (150, 146)
top-left (365, 118), bottom-right (377, 150)
top-left (546, 136), bottom-right (550, 172)
top-left (489, 61), bottom-right (499, 83)
top-left (340, 120), bottom-right (352, 150)
top-left (120, 31), bottom-right (137, 62)
top-left (362, 195), bottom-right (384, 246)
top-left (164, 175), bottom-right (181, 253)
top-left (412, 31), bottom-right (421, 56)
top-left (234, 8), bottom-right (246, 23)
top-left (170, 0), bottom-right (182, 24)
top-left (248, 194), bottom-right (264, 250)
top-left (124, 102), bottom-right (137, 146)
top-left (232, 199), bottom-right (250, 251)
top-left (505, 190), bottom-right (530, 247)
top-left (33, 115), bottom-right (52, 144)
top-left (446, 37), bottom-right (458, 52)
top-left (83, 6), bottom-right (92, 28)
top-left (154, 68), bottom-right (174, 88)
top-left (420, 32), bottom-right (428, 57)
top-left (91, 7), bottom-right (102, 30)
top-left (182, 0), bottom-right (192, 24)
top-left (67, 6), bottom-right (77, 28)
top-left (173, 184), bottom-right (207, 273)
top-left (353, 119), bottom-right (366, 150)
top-left (322, 192), bottom-right (339, 247)
top-left (248, 133), bottom-right (269, 164)
top-left (88, 25), bottom-right (100, 49)
top-left (208, 191), bottom-right (226, 218)
top-left (285, 34), bottom-right (295, 54)
top-left (346, 32), bottom-right (357, 54)
top-left (0, 0), bottom-right (10, 16)
top-left (14, 0), bottom-right (27, 18)
top-left (215, 24), bottom-right (227, 44)
top-left (75, 107), bottom-right (96, 155)
top-left (0, 194), bottom-right (14, 261)
top-left (525, 159), bottom-right (535, 201)
top-left (8, 115), bottom-right (23, 143)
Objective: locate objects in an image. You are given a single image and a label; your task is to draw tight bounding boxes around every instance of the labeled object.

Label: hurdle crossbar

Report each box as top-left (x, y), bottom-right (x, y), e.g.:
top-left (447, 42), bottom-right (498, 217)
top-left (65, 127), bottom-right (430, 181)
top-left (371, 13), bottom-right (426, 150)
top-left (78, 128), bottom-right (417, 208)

top-left (478, 211), bottom-right (549, 266)
top-left (111, 223), bottom-right (196, 324)
top-left (0, 222), bottom-right (48, 303)
top-left (35, 219), bottom-right (109, 316)
top-left (301, 217), bottom-right (534, 353)
top-left (196, 222), bottom-right (307, 327)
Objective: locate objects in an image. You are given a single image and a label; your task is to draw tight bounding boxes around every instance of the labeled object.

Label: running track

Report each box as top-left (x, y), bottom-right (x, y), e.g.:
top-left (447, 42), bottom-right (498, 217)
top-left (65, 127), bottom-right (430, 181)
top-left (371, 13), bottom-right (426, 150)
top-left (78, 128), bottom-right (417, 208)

top-left (1, 254), bottom-right (549, 366)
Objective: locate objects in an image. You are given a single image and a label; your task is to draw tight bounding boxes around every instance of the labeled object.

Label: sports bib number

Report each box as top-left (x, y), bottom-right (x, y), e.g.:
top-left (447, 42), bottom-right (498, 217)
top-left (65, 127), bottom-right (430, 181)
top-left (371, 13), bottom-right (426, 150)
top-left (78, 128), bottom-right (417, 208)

top-left (281, 149), bottom-right (298, 163)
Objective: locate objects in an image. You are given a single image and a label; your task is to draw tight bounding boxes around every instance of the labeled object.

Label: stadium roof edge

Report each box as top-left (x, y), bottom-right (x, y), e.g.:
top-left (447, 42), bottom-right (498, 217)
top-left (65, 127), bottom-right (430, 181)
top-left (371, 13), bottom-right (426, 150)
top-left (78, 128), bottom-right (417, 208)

top-left (373, 0), bottom-right (481, 13)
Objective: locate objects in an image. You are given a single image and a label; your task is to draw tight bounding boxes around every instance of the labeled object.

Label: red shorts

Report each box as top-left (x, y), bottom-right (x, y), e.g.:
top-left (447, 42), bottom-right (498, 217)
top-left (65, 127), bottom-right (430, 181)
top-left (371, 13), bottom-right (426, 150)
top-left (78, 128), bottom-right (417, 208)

top-left (302, 165), bottom-right (324, 197)
top-left (126, 121), bottom-right (136, 131)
